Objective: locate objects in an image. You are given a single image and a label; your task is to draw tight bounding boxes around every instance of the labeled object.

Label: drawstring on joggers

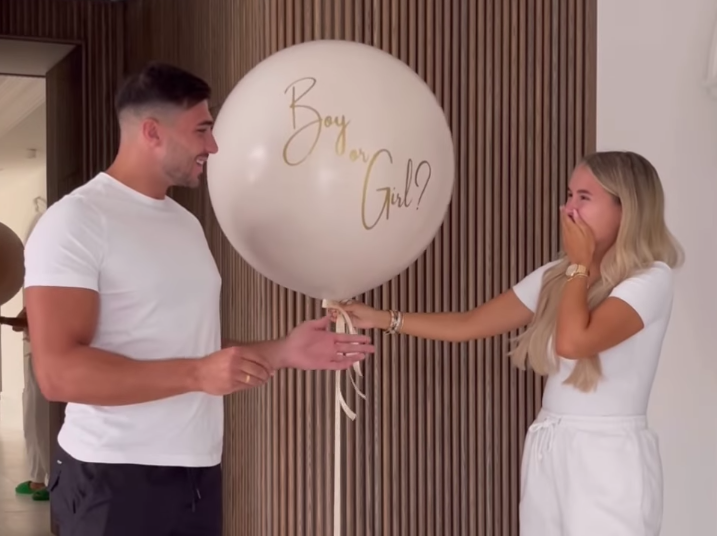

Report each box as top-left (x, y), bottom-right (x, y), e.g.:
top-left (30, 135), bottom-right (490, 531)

top-left (527, 415), bottom-right (561, 461)
top-left (187, 468), bottom-right (202, 512)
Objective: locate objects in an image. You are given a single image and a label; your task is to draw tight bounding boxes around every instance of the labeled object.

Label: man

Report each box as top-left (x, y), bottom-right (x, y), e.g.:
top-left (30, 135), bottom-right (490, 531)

top-left (0, 308), bottom-right (50, 501)
top-left (23, 62), bottom-right (374, 536)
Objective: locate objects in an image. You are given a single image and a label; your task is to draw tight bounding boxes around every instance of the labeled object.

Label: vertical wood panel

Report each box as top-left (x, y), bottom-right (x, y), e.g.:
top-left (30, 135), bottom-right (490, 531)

top-left (124, 1), bottom-right (597, 535)
top-left (45, 48), bottom-right (82, 207)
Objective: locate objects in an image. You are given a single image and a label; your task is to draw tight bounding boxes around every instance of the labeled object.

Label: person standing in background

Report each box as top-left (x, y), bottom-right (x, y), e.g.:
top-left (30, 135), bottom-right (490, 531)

top-left (0, 207), bottom-right (50, 501)
top-left (0, 306), bottom-right (51, 501)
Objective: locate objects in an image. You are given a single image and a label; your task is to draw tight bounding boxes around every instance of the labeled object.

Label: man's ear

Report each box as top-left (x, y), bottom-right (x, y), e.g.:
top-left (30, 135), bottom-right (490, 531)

top-left (141, 117), bottom-right (162, 147)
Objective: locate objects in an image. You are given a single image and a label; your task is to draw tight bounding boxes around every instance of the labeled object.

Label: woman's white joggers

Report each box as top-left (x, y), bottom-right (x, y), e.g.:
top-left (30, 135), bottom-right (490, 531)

top-left (519, 410), bottom-right (663, 536)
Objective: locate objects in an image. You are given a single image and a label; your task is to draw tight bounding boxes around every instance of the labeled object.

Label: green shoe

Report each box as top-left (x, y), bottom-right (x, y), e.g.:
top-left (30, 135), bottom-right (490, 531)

top-left (15, 481), bottom-right (34, 495)
top-left (31, 488), bottom-right (49, 501)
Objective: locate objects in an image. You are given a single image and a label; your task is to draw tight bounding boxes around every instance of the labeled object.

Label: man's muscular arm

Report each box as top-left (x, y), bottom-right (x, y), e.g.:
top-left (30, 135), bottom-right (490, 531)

top-left (26, 286), bottom-right (205, 405)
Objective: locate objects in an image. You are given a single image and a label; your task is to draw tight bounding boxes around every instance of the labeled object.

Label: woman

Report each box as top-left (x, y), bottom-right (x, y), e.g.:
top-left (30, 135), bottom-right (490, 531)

top-left (1, 207), bottom-right (51, 501)
top-left (337, 151), bottom-right (683, 535)
top-left (0, 307), bottom-right (50, 501)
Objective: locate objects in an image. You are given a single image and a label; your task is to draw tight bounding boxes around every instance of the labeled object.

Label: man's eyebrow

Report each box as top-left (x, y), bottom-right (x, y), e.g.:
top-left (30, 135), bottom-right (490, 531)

top-left (197, 119), bottom-right (214, 128)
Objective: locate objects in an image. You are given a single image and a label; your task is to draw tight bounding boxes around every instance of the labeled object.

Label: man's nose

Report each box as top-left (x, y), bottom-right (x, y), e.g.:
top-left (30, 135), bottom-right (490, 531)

top-left (207, 134), bottom-right (219, 154)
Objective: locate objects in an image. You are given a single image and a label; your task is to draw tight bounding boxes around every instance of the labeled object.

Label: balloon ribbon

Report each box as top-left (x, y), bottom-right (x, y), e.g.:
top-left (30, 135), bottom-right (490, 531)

top-left (321, 299), bottom-right (366, 536)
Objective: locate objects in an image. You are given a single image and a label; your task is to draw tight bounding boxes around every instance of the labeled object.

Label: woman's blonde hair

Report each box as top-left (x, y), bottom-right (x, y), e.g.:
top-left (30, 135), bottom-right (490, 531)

top-left (510, 151), bottom-right (684, 392)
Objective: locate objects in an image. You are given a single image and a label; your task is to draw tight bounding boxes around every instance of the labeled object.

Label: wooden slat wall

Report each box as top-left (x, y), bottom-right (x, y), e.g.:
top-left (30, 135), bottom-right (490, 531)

top-left (137, 1), bottom-right (594, 535)
top-left (0, 0), bottom-right (125, 203)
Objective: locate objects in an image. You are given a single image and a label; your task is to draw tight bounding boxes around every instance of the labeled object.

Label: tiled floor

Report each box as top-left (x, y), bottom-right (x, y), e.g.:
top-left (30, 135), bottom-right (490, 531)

top-left (0, 397), bottom-right (51, 536)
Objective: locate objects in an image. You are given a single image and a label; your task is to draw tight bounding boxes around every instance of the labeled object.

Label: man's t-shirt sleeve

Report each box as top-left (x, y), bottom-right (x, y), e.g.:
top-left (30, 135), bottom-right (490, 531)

top-left (24, 195), bottom-right (105, 292)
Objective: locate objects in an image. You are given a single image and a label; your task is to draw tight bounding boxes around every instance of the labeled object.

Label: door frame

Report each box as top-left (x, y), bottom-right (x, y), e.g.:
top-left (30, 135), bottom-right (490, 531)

top-left (0, 34), bottom-right (85, 536)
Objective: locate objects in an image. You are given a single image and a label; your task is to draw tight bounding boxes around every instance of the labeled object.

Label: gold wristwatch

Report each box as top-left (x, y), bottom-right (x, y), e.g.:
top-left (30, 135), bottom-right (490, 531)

top-left (565, 263), bottom-right (589, 279)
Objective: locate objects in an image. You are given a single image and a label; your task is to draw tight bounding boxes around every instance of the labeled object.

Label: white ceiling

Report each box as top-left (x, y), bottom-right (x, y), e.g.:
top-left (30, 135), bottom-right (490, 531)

top-left (0, 76), bottom-right (45, 140)
top-left (0, 39), bottom-right (74, 77)
top-left (0, 77), bottom-right (46, 176)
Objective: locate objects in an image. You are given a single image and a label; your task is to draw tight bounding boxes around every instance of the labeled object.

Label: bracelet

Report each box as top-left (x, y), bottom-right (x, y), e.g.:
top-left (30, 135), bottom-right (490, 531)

top-left (386, 310), bottom-right (397, 333)
top-left (386, 310), bottom-right (404, 334)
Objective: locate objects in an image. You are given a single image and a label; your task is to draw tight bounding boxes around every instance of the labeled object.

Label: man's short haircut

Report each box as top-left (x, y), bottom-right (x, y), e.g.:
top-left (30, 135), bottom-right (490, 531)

top-left (114, 62), bottom-right (212, 117)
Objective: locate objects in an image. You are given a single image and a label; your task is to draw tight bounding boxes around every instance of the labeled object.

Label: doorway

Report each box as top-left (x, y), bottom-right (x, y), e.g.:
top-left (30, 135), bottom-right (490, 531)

top-left (0, 37), bottom-right (82, 536)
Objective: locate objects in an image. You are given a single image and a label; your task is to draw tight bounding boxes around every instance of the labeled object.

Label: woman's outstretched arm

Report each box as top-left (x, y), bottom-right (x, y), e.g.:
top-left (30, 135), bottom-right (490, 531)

top-left (339, 289), bottom-right (533, 343)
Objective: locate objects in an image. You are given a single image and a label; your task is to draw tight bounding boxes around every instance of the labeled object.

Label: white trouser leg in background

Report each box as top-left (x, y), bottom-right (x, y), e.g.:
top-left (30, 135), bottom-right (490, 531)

top-left (22, 341), bottom-right (51, 484)
top-left (519, 410), bottom-right (663, 536)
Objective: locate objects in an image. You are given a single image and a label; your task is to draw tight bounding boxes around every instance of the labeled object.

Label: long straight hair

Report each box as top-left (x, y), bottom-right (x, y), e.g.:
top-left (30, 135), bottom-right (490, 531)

top-left (510, 151), bottom-right (684, 392)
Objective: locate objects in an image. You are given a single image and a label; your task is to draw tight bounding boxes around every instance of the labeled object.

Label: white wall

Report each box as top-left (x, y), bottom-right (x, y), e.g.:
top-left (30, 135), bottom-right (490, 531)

top-left (597, 1), bottom-right (717, 534)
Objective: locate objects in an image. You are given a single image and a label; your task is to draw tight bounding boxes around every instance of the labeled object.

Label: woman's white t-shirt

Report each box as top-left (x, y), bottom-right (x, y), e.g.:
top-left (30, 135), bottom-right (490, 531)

top-left (511, 260), bottom-right (674, 417)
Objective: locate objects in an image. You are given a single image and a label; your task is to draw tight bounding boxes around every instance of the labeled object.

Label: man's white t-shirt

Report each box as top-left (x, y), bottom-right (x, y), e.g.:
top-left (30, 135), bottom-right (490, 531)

top-left (512, 260), bottom-right (674, 416)
top-left (24, 172), bottom-right (224, 467)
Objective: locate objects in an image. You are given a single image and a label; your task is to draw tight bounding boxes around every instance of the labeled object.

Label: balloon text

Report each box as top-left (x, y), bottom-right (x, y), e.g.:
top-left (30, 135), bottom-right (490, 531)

top-left (282, 76), bottom-right (433, 230)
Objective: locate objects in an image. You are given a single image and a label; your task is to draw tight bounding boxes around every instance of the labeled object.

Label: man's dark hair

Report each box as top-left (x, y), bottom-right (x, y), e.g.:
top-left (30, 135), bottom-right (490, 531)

top-left (114, 62), bottom-right (211, 116)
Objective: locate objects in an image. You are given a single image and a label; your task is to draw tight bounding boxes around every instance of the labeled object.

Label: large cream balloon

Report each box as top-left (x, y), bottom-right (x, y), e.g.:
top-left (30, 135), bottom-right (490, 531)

top-left (208, 40), bottom-right (455, 301)
top-left (0, 221), bottom-right (25, 306)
